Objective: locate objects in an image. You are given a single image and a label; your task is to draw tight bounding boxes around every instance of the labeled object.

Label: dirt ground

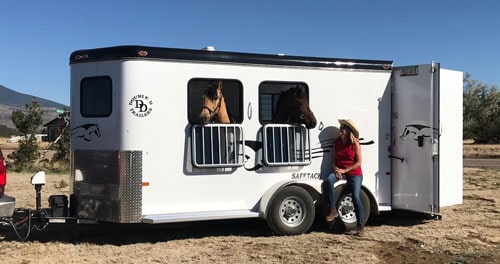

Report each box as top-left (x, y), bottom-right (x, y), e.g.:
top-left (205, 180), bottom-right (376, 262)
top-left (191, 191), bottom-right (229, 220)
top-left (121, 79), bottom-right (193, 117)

top-left (0, 170), bottom-right (498, 263)
top-left (0, 143), bottom-right (499, 263)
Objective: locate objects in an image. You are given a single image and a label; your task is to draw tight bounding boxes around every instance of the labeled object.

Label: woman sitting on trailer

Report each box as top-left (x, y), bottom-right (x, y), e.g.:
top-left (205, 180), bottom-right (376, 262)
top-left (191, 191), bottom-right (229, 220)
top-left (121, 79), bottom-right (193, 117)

top-left (325, 119), bottom-right (365, 236)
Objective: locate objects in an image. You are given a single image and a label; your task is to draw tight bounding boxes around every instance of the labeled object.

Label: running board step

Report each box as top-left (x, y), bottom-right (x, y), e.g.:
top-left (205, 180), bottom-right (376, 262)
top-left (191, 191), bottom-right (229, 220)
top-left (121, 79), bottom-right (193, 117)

top-left (142, 210), bottom-right (260, 224)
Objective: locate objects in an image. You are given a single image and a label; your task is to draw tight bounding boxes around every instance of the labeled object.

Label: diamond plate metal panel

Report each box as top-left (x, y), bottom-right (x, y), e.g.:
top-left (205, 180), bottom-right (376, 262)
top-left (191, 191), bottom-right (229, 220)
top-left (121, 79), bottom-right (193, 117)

top-left (71, 150), bottom-right (142, 223)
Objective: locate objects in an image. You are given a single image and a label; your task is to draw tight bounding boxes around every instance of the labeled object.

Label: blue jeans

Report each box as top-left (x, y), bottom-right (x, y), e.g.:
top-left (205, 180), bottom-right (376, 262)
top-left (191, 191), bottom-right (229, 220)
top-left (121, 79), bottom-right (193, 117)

top-left (325, 173), bottom-right (364, 224)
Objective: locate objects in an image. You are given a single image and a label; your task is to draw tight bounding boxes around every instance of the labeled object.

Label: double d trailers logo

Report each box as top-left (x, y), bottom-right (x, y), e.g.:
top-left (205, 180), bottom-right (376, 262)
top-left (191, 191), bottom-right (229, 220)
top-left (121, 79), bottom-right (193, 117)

top-left (129, 94), bottom-right (153, 117)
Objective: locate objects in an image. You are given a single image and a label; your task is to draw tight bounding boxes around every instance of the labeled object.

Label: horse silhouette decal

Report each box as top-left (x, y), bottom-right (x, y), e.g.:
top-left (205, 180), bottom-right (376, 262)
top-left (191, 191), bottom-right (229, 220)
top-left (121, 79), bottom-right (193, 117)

top-left (400, 120), bottom-right (438, 147)
top-left (71, 123), bottom-right (101, 142)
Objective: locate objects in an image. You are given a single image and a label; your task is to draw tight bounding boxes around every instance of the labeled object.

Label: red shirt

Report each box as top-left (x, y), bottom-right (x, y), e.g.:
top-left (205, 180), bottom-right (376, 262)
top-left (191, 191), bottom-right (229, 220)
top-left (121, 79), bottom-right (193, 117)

top-left (333, 138), bottom-right (363, 176)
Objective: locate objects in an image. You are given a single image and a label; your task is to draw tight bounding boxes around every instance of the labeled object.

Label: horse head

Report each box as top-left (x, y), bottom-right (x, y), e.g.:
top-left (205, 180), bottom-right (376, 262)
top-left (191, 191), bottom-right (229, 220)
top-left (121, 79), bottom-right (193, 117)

top-left (199, 80), bottom-right (231, 124)
top-left (272, 84), bottom-right (317, 129)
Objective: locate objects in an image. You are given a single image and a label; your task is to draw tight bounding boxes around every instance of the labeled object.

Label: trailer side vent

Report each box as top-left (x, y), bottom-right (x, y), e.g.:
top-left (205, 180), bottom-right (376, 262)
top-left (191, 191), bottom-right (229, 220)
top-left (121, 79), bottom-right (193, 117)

top-left (263, 124), bottom-right (311, 166)
top-left (192, 124), bottom-right (245, 168)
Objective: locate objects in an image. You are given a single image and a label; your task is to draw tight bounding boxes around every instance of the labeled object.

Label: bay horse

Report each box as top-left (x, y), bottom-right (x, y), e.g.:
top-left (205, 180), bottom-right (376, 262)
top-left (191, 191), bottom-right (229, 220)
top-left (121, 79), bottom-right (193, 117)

top-left (199, 80), bottom-right (231, 124)
top-left (272, 84), bottom-right (317, 129)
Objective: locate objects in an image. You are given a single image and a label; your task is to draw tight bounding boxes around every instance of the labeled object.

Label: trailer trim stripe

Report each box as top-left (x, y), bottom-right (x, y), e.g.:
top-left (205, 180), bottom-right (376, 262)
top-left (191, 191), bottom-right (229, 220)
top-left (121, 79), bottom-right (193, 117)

top-left (70, 45), bottom-right (393, 71)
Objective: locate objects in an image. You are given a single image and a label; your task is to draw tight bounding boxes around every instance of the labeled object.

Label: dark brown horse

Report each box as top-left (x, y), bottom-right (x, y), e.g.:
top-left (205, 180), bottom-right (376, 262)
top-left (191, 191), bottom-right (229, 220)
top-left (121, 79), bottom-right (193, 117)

top-left (199, 80), bottom-right (231, 124)
top-left (272, 84), bottom-right (317, 129)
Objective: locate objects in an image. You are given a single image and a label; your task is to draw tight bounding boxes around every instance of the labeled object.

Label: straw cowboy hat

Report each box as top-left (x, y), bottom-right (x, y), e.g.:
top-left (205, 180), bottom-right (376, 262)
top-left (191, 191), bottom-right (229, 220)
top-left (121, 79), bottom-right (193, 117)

top-left (338, 119), bottom-right (359, 139)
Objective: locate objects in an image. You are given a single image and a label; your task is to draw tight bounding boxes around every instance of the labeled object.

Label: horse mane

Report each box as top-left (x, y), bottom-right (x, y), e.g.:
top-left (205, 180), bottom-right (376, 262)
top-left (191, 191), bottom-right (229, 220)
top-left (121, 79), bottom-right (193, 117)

top-left (216, 95), bottom-right (236, 123)
top-left (224, 99), bottom-right (236, 123)
top-left (276, 88), bottom-right (290, 104)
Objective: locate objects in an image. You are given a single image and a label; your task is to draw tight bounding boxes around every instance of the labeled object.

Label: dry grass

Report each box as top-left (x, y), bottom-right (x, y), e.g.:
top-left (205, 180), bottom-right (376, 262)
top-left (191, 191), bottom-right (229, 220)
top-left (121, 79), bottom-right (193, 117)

top-left (0, 137), bottom-right (19, 150)
top-left (463, 139), bottom-right (500, 158)
top-left (0, 163), bottom-right (498, 263)
top-left (0, 137), bottom-right (50, 151)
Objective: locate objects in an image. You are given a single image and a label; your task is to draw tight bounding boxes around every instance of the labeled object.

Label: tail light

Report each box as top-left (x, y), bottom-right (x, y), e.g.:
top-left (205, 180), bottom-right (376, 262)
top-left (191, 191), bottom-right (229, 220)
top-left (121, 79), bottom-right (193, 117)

top-left (0, 150), bottom-right (6, 197)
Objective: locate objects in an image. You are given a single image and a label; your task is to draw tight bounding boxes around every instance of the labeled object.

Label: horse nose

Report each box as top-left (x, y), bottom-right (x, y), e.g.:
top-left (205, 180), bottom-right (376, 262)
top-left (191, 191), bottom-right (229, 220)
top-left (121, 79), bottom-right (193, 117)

top-left (307, 116), bottom-right (317, 129)
top-left (200, 114), bottom-right (209, 125)
top-left (306, 121), bottom-right (316, 129)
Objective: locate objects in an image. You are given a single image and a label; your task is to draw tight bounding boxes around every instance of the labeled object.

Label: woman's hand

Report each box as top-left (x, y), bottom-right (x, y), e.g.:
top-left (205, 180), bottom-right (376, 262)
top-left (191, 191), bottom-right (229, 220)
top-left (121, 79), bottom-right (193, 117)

top-left (334, 167), bottom-right (344, 179)
top-left (335, 167), bottom-right (346, 174)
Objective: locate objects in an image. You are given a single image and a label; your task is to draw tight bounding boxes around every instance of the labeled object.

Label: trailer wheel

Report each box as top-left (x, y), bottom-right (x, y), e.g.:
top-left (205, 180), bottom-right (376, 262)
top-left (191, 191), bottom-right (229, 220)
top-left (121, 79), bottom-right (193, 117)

top-left (266, 186), bottom-right (315, 235)
top-left (335, 186), bottom-right (370, 231)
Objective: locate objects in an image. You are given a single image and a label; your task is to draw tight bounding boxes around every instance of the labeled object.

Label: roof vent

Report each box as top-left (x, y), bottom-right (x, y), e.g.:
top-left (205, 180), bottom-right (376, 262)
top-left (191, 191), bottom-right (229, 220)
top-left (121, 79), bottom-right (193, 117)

top-left (202, 46), bottom-right (216, 51)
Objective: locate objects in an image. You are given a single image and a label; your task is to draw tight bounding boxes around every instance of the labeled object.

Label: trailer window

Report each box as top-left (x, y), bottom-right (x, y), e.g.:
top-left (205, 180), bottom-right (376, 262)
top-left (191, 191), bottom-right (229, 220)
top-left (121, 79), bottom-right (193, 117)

top-left (258, 81), bottom-right (310, 124)
top-left (259, 81), bottom-right (312, 166)
top-left (80, 76), bottom-right (112, 117)
top-left (187, 79), bottom-right (243, 124)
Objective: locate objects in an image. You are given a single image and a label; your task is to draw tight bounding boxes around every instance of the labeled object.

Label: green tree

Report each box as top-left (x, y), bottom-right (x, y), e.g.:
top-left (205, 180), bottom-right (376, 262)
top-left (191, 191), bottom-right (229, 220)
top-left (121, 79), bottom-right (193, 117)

top-left (463, 73), bottom-right (500, 143)
top-left (10, 99), bottom-right (44, 171)
top-left (50, 110), bottom-right (70, 161)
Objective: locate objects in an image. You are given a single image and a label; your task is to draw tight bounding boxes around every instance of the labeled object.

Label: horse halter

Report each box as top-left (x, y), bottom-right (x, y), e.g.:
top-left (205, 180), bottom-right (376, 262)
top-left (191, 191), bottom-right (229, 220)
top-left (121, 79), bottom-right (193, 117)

top-left (298, 110), bottom-right (314, 121)
top-left (289, 102), bottom-right (313, 121)
top-left (202, 93), bottom-right (223, 118)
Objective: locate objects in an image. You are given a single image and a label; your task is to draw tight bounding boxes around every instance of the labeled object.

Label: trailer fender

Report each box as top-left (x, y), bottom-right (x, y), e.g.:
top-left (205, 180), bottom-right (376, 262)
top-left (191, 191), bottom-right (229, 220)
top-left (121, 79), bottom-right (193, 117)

top-left (363, 185), bottom-right (379, 215)
top-left (259, 180), bottom-right (322, 218)
top-left (331, 180), bottom-right (379, 215)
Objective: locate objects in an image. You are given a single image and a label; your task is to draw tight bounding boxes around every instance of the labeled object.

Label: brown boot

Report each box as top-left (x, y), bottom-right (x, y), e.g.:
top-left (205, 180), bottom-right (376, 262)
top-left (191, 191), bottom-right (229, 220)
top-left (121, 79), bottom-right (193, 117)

top-left (325, 207), bottom-right (339, 222)
top-left (355, 224), bottom-right (365, 237)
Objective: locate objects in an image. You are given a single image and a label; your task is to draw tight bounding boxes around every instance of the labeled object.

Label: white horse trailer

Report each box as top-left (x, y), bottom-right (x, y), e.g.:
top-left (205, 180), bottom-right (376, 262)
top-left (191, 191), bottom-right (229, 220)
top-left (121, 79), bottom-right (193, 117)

top-left (0, 45), bottom-right (463, 237)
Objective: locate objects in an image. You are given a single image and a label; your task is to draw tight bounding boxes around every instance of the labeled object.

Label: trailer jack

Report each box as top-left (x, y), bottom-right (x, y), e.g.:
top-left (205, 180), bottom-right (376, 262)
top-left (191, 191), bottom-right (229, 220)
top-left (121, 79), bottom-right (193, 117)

top-left (0, 171), bottom-right (76, 240)
top-left (0, 208), bottom-right (49, 240)
top-left (0, 172), bottom-right (50, 240)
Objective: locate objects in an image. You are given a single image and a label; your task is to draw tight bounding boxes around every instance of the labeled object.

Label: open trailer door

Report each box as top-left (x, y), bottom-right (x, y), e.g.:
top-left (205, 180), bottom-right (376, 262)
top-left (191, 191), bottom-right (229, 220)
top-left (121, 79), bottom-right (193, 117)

top-left (391, 63), bottom-right (440, 214)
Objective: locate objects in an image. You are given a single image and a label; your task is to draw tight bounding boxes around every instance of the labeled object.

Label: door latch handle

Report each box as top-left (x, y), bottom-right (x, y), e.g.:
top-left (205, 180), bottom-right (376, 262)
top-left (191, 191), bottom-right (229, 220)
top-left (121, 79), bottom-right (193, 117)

top-left (388, 155), bottom-right (404, 163)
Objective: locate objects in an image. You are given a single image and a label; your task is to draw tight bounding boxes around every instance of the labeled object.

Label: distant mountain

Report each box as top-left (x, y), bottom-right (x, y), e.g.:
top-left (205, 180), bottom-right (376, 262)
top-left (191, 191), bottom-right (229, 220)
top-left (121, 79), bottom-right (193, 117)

top-left (0, 84), bottom-right (66, 108)
top-left (0, 84), bottom-right (68, 129)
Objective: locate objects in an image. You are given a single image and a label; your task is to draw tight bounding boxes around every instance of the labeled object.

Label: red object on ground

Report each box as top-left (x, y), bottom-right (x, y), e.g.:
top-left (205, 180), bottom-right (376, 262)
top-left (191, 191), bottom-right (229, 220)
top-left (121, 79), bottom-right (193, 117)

top-left (0, 149), bottom-right (6, 197)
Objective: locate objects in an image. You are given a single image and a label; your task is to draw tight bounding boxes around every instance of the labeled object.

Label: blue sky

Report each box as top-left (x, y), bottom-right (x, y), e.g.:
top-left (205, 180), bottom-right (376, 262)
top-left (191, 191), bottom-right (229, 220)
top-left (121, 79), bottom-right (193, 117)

top-left (1, 0), bottom-right (499, 106)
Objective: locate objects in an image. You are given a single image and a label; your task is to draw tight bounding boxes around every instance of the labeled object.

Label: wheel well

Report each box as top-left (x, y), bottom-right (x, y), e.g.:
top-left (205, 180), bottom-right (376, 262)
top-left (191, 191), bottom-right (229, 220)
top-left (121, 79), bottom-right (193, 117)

top-left (261, 182), bottom-right (321, 218)
top-left (292, 183), bottom-right (321, 204)
top-left (362, 186), bottom-right (379, 215)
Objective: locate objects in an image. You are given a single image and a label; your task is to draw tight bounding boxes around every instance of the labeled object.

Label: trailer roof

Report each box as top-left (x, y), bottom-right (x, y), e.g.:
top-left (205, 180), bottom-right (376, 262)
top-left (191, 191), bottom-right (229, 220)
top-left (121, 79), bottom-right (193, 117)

top-left (70, 45), bottom-right (393, 71)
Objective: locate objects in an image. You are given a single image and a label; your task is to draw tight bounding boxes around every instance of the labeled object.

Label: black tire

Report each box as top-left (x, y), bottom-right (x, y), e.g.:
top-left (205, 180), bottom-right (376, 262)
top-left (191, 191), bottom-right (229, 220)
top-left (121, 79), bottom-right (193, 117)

top-left (335, 185), bottom-right (370, 231)
top-left (266, 186), bottom-right (315, 235)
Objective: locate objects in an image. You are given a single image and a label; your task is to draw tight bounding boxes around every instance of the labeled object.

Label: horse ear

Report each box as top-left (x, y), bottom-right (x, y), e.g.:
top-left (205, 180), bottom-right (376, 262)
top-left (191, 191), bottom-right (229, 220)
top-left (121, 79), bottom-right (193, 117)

top-left (297, 84), bottom-right (306, 92)
top-left (295, 84), bottom-right (307, 98)
top-left (217, 80), bottom-right (223, 91)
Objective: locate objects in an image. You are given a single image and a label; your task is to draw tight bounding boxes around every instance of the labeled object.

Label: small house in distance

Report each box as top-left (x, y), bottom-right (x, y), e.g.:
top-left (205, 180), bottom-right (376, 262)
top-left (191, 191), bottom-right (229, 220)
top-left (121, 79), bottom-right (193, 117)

top-left (42, 117), bottom-right (64, 142)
